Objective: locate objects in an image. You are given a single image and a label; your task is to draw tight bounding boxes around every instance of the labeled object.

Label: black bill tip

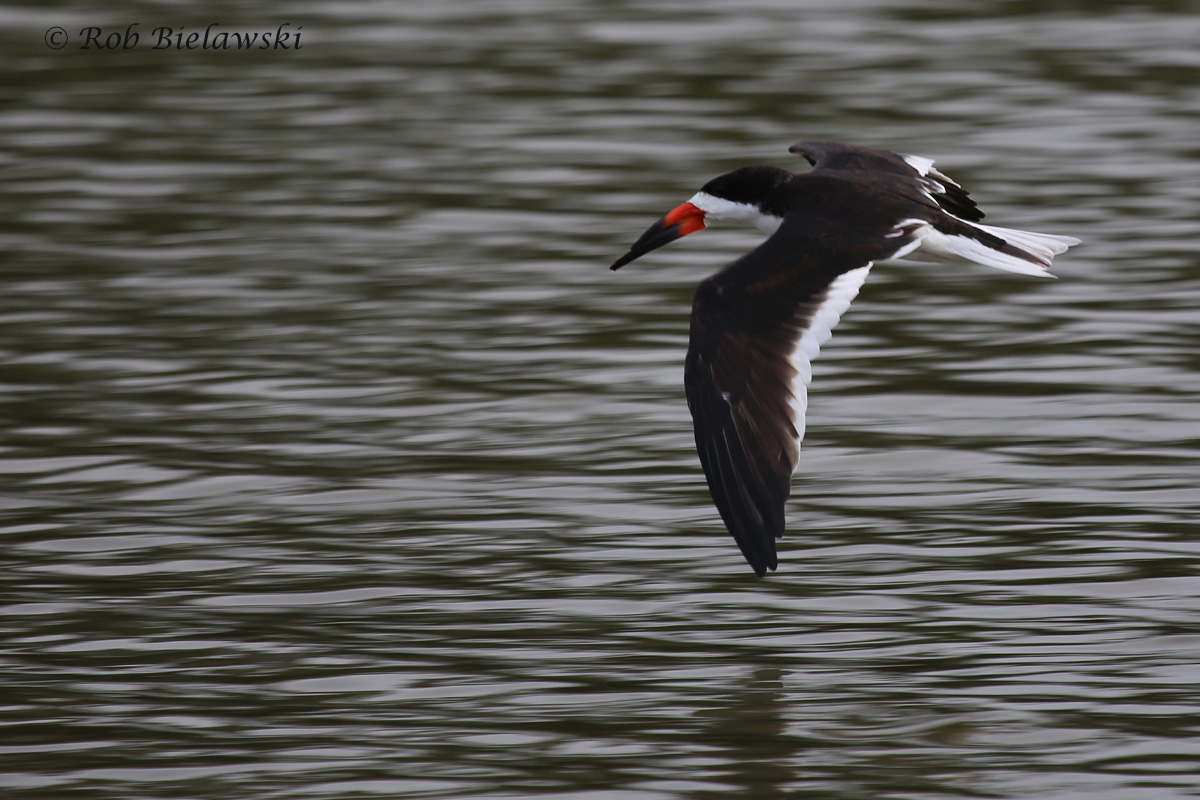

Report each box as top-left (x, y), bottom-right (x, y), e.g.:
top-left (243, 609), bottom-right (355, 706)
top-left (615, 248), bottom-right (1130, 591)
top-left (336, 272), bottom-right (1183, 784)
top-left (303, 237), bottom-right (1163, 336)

top-left (609, 203), bottom-right (706, 271)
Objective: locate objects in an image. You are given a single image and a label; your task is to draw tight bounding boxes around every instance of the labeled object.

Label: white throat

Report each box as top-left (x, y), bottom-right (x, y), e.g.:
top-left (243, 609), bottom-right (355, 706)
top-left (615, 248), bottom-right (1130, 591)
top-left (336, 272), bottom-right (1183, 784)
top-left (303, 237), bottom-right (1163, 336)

top-left (688, 191), bottom-right (783, 235)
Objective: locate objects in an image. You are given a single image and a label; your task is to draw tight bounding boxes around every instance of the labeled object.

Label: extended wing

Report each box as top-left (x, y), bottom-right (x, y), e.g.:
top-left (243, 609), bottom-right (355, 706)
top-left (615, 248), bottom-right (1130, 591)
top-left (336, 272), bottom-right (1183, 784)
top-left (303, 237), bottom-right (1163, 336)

top-left (684, 216), bottom-right (919, 575)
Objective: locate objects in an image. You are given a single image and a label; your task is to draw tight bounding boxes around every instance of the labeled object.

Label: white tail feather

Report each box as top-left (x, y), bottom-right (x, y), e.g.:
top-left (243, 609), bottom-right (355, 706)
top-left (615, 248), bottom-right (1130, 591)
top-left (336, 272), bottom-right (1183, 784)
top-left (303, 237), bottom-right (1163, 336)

top-left (903, 222), bottom-right (1079, 278)
top-left (974, 223), bottom-right (1080, 260)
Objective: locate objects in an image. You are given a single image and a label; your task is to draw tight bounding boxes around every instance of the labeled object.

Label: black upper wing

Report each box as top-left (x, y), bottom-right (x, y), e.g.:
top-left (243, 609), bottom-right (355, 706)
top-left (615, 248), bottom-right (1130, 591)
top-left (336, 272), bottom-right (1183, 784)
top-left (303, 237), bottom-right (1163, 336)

top-left (790, 140), bottom-right (983, 223)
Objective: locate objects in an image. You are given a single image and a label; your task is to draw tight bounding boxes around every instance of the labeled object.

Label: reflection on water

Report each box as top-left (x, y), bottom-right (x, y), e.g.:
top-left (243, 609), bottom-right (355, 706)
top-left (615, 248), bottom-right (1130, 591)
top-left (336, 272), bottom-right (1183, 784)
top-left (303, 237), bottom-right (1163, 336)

top-left (4, 1), bottom-right (1200, 798)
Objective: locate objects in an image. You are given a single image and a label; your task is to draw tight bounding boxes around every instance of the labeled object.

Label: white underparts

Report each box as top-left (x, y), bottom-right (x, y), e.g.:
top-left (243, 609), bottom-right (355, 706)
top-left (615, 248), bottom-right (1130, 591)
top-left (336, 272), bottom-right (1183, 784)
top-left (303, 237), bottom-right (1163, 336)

top-left (785, 264), bottom-right (873, 459)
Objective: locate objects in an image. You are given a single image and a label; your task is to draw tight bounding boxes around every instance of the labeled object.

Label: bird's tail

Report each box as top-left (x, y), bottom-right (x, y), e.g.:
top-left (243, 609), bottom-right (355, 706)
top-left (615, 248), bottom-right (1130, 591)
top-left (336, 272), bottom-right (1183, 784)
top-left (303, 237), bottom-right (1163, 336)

top-left (905, 220), bottom-right (1080, 278)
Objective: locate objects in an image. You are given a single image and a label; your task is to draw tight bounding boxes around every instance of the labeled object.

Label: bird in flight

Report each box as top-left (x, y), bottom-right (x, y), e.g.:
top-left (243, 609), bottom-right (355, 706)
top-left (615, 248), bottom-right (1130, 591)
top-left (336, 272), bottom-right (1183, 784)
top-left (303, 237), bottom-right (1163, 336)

top-left (610, 141), bottom-right (1078, 576)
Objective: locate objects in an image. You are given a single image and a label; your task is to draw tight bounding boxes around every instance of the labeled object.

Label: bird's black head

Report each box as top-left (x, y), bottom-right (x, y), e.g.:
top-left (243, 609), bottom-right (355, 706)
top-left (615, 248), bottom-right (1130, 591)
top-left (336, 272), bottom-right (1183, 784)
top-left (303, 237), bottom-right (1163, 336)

top-left (698, 166), bottom-right (794, 220)
top-left (610, 166), bottom-right (795, 270)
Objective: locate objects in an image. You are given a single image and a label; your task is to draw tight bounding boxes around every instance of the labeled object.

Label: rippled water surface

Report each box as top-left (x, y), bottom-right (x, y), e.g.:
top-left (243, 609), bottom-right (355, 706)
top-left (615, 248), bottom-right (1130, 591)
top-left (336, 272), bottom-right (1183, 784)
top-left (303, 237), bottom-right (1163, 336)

top-left (4, 1), bottom-right (1200, 798)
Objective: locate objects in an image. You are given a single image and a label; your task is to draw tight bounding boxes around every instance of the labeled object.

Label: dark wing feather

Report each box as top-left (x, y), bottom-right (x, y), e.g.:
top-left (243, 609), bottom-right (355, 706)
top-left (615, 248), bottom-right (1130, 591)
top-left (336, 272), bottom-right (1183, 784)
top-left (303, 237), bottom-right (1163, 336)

top-left (684, 216), bottom-right (917, 575)
top-left (686, 289), bottom-right (801, 575)
top-left (791, 140), bottom-right (983, 222)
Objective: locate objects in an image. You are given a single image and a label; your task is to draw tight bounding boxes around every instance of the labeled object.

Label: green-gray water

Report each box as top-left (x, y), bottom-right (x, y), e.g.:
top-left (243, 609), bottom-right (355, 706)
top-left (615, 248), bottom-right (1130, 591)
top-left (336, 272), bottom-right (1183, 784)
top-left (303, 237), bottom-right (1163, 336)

top-left (4, 2), bottom-right (1200, 798)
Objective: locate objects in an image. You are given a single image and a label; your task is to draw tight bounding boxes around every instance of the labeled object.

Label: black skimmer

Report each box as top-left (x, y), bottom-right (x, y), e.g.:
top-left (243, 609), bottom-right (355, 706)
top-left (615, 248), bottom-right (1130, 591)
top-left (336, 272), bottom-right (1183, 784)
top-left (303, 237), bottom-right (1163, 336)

top-left (611, 141), bottom-right (1079, 576)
